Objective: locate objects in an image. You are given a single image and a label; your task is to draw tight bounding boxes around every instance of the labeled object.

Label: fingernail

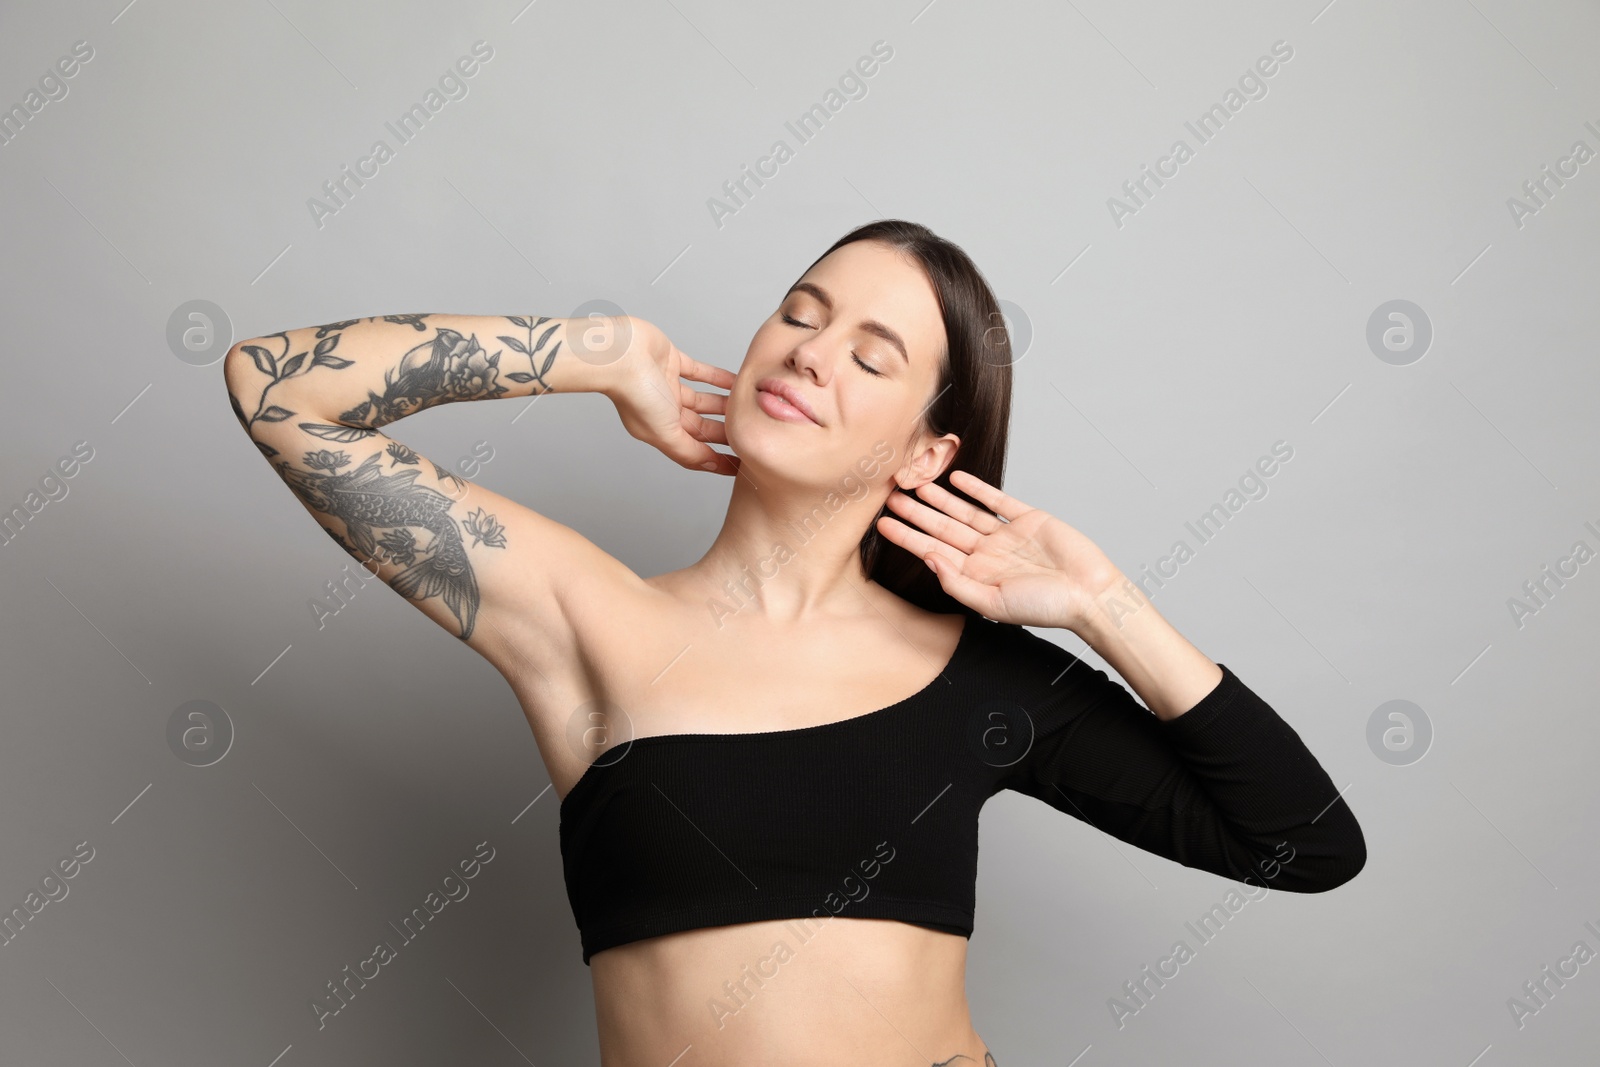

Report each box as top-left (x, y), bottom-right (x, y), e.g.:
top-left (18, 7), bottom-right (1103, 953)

top-left (701, 460), bottom-right (719, 471)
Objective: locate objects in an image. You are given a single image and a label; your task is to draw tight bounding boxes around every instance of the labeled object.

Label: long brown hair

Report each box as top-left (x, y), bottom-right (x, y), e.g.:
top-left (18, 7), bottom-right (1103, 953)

top-left (794, 219), bottom-right (1014, 617)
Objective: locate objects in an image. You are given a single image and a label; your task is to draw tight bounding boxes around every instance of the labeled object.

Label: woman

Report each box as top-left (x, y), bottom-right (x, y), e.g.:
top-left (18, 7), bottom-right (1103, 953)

top-left (225, 219), bottom-right (1365, 1065)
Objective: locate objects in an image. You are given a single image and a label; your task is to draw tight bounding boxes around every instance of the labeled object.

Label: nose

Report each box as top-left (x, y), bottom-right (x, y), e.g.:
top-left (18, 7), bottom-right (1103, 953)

top-left (786, 333), bottom-right (833, 384)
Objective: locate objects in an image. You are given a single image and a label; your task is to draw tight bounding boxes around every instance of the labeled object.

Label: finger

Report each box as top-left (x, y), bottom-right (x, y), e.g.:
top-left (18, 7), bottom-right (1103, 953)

top-left (677, 381), bottom-right (728, 415)
top-left (885, 490), bottom-right (982, 554)
top-left (676, 352), bottom-right (737, 390)
top-left (656, 415), bottom-right (717, 467)
top-left (925, 553), bottom-right (1001, 617)
top-left (690, 414), bottom-right (728, 445)
top-left (665, 413), bottom-right (737, 473)
top-left (877, 513), bottom-right (993, 614)
top-left (682, 442), bottom-right (736, 475)
top-left (699, 449), bottom-right (739, 476)
top-left (875, 512), bottom-right (967, 565)
top-left (948, 469), bottom-right (1032, 522)
top-left (913, 479), bottom-right (1006, 534)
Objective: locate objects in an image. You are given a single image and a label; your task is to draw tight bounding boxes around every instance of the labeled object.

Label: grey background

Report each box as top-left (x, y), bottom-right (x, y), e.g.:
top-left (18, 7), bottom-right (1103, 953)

top-left (1, 0), bottom-right (1596, 1064)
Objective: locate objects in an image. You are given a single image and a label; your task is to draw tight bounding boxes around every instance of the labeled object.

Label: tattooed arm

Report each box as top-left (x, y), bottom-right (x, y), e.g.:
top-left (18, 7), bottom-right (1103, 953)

top-left (221, 313), bottom-right (645, 678)
top-left (226, 313), bottom-right (613, 427)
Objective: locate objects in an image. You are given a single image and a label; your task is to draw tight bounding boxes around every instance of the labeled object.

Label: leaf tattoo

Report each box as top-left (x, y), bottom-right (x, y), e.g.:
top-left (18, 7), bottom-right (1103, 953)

top-left (431, 460), bottom-right (467, 494)
top-left (302, 423), bottom-right (377, 444)
top-left (498, 315), bottom-right (562, 390)
top-left (236, 326), bottom-right (358, 436)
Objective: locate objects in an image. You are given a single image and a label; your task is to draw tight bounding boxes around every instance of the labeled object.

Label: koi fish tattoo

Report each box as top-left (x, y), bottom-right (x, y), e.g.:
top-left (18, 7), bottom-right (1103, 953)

top-left (280, 446), bottom-right (494, 639)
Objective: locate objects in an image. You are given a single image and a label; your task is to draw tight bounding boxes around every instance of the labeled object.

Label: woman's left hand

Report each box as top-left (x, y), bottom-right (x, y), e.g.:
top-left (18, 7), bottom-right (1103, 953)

top-left (876, 469), bottom-right (1123, 632)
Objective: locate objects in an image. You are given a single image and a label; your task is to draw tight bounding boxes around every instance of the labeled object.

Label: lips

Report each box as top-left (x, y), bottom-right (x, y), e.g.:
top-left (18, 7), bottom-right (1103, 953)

top-left (755, 378), bottom-right (822, 425)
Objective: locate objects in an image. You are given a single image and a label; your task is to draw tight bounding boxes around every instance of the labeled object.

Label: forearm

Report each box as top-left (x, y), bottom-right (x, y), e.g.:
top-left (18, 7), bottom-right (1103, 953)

top-left (1069, 568), bottom-right (1223, 721)
top-left (224, 313), bottom-right (622, 435)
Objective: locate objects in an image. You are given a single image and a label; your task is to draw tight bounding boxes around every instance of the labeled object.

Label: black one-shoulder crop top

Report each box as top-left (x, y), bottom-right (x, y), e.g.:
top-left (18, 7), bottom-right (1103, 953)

top-left (557, 613), bottom-right (1365, 965)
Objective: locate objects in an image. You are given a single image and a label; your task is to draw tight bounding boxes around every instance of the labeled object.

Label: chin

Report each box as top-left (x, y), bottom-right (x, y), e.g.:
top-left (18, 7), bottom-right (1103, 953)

top-left (724, 408), bottom-right (821, 479)
top-left (723, 410), bottom-right (777, 467)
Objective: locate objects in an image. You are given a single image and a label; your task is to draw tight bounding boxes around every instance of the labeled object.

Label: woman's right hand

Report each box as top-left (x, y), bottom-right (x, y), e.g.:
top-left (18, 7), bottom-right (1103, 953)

top-left (597, 315), bottom-right (740, 476)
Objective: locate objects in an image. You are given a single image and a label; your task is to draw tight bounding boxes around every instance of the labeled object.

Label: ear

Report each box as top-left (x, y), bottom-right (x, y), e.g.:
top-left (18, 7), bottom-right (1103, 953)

top-left (894, 432), bottom-right (961, 489)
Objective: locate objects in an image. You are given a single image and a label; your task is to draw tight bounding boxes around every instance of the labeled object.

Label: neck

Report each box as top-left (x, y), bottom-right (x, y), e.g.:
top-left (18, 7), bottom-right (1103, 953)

top-left (680, 460), bottom-right (892, 627)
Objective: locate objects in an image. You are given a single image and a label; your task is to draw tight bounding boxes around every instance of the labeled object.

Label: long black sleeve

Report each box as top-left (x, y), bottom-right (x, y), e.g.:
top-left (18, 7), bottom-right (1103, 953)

top-left (993, 635), bottom-right (1366, 893)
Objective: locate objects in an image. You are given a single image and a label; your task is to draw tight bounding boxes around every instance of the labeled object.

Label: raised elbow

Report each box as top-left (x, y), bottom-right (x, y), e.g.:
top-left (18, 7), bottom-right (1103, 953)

top-left (1282, 821), bottom-right (1367, 893)
top-left (223, 339), bottom-right (285, 439)
top-left (1305, 839), bottom-right (1366, 892)
top-left (223, 338), bottom-right (269, 379)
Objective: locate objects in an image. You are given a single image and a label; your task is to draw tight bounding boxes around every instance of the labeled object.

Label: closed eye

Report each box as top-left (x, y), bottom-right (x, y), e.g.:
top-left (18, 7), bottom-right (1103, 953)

top-left (781, 314), bottom-right (884, 377)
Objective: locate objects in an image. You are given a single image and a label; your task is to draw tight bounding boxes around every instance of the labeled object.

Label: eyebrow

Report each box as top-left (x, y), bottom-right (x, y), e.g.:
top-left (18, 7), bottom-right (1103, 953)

top-left (785, 282), bottom-right (910, 365)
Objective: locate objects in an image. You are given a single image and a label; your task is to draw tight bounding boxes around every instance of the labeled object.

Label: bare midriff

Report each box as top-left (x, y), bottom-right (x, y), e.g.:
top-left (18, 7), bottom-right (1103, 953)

top-left (588, 915), bottom-right (992, 1066)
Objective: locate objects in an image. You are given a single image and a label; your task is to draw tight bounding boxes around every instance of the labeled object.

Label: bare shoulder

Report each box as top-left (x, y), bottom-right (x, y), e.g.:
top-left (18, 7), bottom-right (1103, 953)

top-left (483, 545), bottom-right (684, 797)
